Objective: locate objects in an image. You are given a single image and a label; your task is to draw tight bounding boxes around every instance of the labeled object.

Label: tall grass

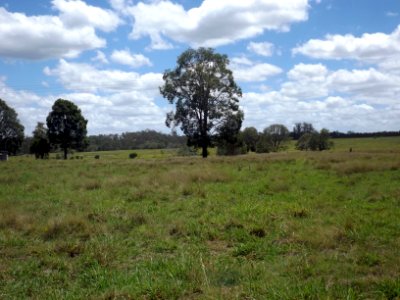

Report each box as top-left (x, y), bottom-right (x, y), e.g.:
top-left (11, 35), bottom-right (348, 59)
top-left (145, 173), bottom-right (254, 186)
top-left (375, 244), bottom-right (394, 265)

top-left (0, 137), bottom-right (399, 299)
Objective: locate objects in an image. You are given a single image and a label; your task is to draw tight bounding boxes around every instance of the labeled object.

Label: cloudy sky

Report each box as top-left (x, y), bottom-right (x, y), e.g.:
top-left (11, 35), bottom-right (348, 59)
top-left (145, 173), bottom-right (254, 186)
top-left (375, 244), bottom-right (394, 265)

top-left (0, 0), bottom-right (399, 135)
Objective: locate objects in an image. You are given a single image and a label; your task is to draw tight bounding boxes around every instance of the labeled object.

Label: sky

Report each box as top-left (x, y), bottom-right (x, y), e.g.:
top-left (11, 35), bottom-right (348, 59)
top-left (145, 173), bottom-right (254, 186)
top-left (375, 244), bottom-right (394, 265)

top-left (0, 0), bottom-right (399, 136)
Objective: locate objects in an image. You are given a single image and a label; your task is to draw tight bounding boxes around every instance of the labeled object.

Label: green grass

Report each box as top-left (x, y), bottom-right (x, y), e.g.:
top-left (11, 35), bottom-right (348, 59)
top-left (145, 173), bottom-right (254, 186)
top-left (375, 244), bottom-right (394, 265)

top-left (1, 137), bottom-right (400, 299)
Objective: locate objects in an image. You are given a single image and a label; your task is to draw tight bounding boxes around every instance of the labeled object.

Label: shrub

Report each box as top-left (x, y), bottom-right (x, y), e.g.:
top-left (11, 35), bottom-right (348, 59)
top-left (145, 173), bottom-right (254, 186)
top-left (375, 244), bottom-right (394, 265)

top-left (216, 142), bottom-right (246, 156)
top-left (176, 146), bottom-right (198, 156)
top-left (296, 129), bottom-right (333, 151)
top-left (94, 155), bottom-right (100, 159)
top-left (129, 153), bottom-right (138, 159)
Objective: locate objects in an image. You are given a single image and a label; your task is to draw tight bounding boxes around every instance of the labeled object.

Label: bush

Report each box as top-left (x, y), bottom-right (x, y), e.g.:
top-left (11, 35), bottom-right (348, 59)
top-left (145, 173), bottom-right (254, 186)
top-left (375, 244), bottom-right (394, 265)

top-left (176, 146), bottom-right (198, 156)
top-left (94, 155), bottom-right (100, 159)
top-left (296, 129), bottom-right (333, 151)
top-left (216, 143), bottom-right (246, 156)
top-left (129, 153), bottom-right (138, 159)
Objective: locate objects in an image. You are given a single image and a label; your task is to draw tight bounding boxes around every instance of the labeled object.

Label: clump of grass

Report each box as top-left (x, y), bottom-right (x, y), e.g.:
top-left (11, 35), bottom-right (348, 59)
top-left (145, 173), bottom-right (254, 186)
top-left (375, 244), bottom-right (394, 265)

top-left (269, 178), bottom-right (290, 193)
top-left (113, 211), bottom-right (147, 233)
top-left (291, 207), bottom-right (309, 218)
top-left (357, 253), bottom-right (381, 267)
top-left (333, 160), bottom-right (400, 175)
top-left (0, 211), bottom-right (35, 233)
top-left (249, 228), bottom-right (266, 238)
top-left (42, 215), bottom-right (92, 240)
top-left (82, 179), bottom-right (102, 191)
top-left (54, 241), bottom-right (85, 258)
top-left (224, 220), bottom-right (244, 230)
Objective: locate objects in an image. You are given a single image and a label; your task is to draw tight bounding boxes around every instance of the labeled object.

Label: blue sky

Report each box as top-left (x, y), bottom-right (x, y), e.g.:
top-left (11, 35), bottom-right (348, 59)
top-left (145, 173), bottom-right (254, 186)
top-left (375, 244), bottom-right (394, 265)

top-left (0, 0), bottom-right (399, 135)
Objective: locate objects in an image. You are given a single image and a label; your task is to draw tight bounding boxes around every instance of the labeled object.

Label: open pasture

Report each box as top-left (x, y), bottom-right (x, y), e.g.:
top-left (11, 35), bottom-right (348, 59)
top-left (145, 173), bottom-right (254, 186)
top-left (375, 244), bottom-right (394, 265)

top-left (0, 137), bottom-right (399, 299)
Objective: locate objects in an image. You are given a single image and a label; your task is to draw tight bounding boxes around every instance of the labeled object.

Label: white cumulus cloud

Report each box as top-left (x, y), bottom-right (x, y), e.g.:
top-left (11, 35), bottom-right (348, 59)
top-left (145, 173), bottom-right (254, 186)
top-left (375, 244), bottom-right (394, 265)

top-left (0, 7), bottom-right (105, 60)
top-left (247, 42), bottom-right (275, 57)
top-left (293, 25), bottom-right (400, 65)
top-left (125, 0), bottom-right (309, 49)
top-left (52, 0), bottom-right (121, 32)
top-left (44, 59), bottom-right (162, 94)
top-left (231, 57), bottom-right (282, 82)
top-left (110, 50), bottom-right (152, 68)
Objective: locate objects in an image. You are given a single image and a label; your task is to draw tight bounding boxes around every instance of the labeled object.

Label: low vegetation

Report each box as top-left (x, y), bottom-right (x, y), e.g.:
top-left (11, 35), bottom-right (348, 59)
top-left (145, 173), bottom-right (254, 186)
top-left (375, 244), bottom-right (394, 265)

top-left (0, 137), bottom-right (399, 299)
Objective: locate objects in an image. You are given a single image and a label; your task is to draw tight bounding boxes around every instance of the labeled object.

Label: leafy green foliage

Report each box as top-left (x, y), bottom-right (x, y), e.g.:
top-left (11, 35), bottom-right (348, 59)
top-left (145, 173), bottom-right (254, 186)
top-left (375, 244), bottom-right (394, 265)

top-left (296, 128), bottom-right (333, 151)
top-left (30, 122), bottom-right (51, 159)
top-left (160, 47), bottom-right (242, 158)
top-left (256, 124), bottom-right (290, 153)
top-left (216, 111), bottom-right (245, 156)
top-left (46, 99), bottom-right (88, 159)
top-left (241, 127), bottom-right (259, 152)
top-left (0, 98), bottom-right (24, 154)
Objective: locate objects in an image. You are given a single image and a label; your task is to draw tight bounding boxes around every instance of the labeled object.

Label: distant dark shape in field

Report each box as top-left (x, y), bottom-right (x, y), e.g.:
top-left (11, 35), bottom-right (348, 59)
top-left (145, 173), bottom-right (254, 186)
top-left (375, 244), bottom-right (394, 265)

top-left (46, 99), bottom-right (88, 160)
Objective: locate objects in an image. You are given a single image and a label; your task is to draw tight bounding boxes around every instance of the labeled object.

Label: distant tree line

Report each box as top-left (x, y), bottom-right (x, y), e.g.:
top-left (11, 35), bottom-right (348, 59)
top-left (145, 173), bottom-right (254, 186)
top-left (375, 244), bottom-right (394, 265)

top-left (234, 123), bottom-right (333, 155)
top-left (86, 130), bottom-right (186, 151)
top-left (330, 130), bottom-right (400, 138)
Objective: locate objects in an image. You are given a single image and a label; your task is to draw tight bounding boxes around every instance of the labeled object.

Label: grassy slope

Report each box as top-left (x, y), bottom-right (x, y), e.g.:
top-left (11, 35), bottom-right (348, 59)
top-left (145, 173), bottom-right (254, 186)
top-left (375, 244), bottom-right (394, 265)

top-left (0, 137), bottom-right (399, 299)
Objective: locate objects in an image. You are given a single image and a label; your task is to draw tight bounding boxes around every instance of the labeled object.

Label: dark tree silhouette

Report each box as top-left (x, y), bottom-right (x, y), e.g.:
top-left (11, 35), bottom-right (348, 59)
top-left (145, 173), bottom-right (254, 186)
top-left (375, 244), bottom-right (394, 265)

top-left (293, 122), bottom-right (315, 140)
top-left (215, 111), bottom-right (244, 155)
top-left (160, 47), bottom-right (242, 158)
top-left (46, 99), bottom-right (88, 159)
top-left (30, 122), bottom-right (51, 159)
top-left (0, 99), bottom-right (24, 154)
top-left (241, 127), bottom-right (259, 152)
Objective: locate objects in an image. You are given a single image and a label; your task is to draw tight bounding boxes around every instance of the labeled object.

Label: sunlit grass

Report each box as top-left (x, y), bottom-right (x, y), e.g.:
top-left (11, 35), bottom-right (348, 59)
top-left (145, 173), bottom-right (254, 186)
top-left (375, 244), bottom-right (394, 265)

top-left (0, 137), bottom-right (399, 299)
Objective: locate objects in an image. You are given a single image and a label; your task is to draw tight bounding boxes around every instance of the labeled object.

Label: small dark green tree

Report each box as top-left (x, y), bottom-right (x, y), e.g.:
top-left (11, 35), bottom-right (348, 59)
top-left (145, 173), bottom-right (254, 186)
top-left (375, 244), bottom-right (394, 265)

top-left (160, 47), bottom-right (242, 158)
top-left (46, 99), bottom-right (88, 159)
top-left (216, 111), bottom-right (245, 156)
top-left (318, 129), bottom-right (333, 151)
top-left (0, 99), bottom-right (24, 154)
top-left (241, 127), bottom-right (259, 152)
top-left (296, 129), bottom-right (333, 151)
top-left (257, 124), bottom-right (289, 152)
top-left (255, 133), bottom-right (273, 153)
top-left (30, 122), bottom-right (51, 159)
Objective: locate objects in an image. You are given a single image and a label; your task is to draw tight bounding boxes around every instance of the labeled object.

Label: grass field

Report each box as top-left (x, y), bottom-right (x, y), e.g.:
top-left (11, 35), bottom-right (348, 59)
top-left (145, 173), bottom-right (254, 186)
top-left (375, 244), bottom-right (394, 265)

top-left (1, 137), bottom-right (400, 299)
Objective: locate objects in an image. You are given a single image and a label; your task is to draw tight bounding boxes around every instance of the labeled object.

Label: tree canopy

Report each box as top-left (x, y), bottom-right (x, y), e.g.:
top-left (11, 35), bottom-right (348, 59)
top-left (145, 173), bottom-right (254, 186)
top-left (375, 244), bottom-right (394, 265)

top-left (256, 124), bottom-right (290, 153)
top-left (0, 99), bottom-right (24, 154)
top-left (30, 122), bottom-right (50, 159)
top-left (241, 127), bottom-right (259, 152)
top-left (296, 128), bottom-right (333, 151)
top-left (46, 99), bottom-right (88, 159)
top-left (160, 47), bottom-right (243, 158)
top-left (293, 122), bottom-right (315, 140)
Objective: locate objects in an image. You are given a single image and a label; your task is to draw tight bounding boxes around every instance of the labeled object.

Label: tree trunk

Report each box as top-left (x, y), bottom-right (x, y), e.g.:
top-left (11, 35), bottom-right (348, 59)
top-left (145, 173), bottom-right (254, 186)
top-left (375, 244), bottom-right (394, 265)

top-left (63, 147), bottom-right (68, 160)
top-left (202, 144), bottom-right (208, 158)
